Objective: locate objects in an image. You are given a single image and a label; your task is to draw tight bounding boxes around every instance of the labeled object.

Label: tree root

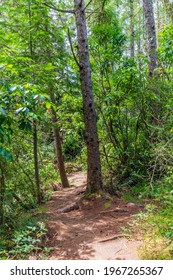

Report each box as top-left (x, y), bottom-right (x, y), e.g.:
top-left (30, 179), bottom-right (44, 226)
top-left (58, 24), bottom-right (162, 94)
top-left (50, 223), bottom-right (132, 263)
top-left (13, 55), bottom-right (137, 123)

top-left (57, 201), bottom-right (80, 213)
top-left (101, 208), bottom-right (129, 214)
top-left (97, 234), bottom-right (130, 243)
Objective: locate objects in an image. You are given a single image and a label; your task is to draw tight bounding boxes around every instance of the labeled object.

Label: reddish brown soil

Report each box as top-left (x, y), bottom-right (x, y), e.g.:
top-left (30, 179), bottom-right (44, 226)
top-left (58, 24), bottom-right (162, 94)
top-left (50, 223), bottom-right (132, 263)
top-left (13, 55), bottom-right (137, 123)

top-left (44, 172), bottom-right (143, 260)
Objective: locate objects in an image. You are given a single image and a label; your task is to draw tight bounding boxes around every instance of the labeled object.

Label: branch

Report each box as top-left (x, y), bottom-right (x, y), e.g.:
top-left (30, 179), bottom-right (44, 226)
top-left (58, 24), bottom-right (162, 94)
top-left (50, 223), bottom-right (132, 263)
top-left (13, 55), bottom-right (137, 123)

top-left (102, 0), bottom-right (107, 10)
top-left (84, 0), bottom-right (93, 11)
top-left (97, 234), bottom-right (130, 243)
top-left (43, 2), bottom-right (75, 14)
top-left (67, 28), bottom-right (81, 69)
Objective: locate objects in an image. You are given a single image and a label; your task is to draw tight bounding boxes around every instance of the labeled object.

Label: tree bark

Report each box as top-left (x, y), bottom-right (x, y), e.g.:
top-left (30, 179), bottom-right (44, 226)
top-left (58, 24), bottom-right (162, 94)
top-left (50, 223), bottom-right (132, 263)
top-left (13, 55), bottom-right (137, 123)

top-left (0, 163), bottom-right (5, 226)
top-left (50, 92), bottom-right (70, 188)
top-left (142, 0), bottom-right (158, 76)
top-left (28, 1), bottom-right (41, 204)
top-left (33, 120), bottom-right (41, 204)
top-left (130, 0), bottom-right (135, 58)
top-left (74, 0), bottom-right (102, 193)
top-left (163, 0), bottom-right (173, 23)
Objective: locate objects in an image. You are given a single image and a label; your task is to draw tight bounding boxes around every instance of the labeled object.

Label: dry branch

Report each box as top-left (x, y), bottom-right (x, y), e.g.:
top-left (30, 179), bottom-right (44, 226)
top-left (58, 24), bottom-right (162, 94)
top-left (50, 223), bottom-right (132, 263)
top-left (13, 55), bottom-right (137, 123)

top-left (98, 234), bottom-right (130, 243)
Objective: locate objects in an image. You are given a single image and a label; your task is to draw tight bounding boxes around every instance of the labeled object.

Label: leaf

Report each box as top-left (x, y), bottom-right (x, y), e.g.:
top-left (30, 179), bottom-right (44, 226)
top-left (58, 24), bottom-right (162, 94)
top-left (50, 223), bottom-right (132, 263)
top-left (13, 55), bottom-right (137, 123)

top-left (45, 101), bottom-right (51, 109)
top-left (33, 95), bottom-right (39, 100)
top-left (0, 108), bottom-right (6, 116)
top-left (16, 107), bottom-right (23, 114)
top-left (0, 146), bottom-right (13, 161)
top-left (9, 86), bottom-right (17, 93)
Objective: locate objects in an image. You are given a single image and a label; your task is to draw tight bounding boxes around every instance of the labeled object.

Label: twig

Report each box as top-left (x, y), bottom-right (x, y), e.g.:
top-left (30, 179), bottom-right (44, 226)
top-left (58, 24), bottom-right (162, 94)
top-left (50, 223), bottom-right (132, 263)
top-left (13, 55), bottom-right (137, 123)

top-left (84, 0), bottom-right (93, 11)
top-left (67, 28), bottom-right (81, 68)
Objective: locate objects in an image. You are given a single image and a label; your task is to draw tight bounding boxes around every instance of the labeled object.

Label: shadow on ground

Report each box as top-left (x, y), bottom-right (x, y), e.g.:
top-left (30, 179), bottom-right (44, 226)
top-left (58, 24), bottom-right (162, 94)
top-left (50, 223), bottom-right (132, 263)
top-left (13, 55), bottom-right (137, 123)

top-left (40, 172), bottom-right (143, 260)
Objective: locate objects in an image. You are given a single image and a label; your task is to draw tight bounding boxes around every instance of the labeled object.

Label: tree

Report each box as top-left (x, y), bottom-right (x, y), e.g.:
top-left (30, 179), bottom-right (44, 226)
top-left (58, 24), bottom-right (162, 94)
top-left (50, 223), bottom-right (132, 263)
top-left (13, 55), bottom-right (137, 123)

top-left (50, 91), bottom-right (70, 188)
top-left (130, 0), bottom-right (135, 58)
top-left (0, 162), bottom-right (5, 225)
top-left (28, 0), bottom-right (41, 203)
top-left (163, 0), bottom-right (173, 23)
top-left (74, 0), bottom-right (102, 192)
top-left (23, 0), bottom-right (70, 189)
top-left (142, 0), bottom-right (158, 76)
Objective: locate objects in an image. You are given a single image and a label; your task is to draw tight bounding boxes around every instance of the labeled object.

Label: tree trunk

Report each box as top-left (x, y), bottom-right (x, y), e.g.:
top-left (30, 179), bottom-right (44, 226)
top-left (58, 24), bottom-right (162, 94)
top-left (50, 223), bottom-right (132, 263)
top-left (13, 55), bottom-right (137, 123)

top-left (50, 92), bottom-right (70, 188)
top-left (142, 0), bottom-right (158, 76)
top-left (28, 1), bottom-right (41, 204)
top-left (0, 163), bottom-right (5, 226)
top-left (33, 120), bottom-right (41, 204)
top-left (163, 0), bottom-right (173, 23)
top-left (74, 0), bottom-right (102, 193)
top-left (130, 0), bottom-right (135, 58)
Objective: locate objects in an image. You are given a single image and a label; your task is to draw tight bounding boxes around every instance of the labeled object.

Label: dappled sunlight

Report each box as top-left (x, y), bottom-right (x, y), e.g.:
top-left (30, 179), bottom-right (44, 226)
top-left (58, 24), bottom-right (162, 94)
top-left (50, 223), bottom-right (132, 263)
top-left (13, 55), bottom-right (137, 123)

top-left (44, 172), bottom-right (143, 260)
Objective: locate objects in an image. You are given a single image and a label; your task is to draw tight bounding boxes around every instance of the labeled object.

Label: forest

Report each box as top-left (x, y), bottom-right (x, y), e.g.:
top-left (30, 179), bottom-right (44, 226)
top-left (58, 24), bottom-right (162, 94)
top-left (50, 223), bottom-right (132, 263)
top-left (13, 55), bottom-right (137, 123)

top-left (0, 0), bottom-right (173, 260)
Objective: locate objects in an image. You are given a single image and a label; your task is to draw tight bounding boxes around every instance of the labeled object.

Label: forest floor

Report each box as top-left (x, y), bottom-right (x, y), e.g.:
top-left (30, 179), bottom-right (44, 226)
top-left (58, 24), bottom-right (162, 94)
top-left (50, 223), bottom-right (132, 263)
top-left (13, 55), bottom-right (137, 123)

top-left (43, 171), bottom-right (144, 260)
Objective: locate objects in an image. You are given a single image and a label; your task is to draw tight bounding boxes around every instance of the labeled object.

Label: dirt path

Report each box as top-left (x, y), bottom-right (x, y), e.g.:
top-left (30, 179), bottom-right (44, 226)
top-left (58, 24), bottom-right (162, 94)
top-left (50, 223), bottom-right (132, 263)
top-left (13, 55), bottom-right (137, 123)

top-left (44, 172), bottom-right (143, 260)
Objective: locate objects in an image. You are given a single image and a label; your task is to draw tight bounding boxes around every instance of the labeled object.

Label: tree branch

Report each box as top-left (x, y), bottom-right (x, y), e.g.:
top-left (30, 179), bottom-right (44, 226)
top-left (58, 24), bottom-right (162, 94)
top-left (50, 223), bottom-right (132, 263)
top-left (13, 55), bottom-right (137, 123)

top-left (43, 2), bottom-right (75, 14)
top-left (67, 28), bottom-right (81, 69)
top-left (102, 0), bottom-right (107, 10)
top-left (84, 0), bottom-right (93, 11)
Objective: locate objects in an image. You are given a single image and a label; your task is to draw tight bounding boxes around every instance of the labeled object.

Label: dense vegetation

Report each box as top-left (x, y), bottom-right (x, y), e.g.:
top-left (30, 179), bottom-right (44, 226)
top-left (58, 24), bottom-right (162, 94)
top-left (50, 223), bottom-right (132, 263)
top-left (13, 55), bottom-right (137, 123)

top-left (0, 0), bottom-right (173, 259)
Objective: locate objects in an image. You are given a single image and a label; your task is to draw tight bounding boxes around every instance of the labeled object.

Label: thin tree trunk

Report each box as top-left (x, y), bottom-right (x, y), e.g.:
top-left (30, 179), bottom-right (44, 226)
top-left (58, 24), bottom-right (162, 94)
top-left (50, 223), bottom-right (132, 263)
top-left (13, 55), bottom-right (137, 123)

top-left (130, 0), bottom-right (135, 58)
top-left (163, 0), bottom-right (173, 23)
top-left (142, 0), bottom-right (158, 76)
top-left (0, 163), bottom-right (5, 226)
top-left (28, 1), bottom-right (41, 204)
top-left (156, 0), bottom-right (160, 46)
top-left (74, 0), bottom-right (102, 193)
top-left (138, 9), bottom-right (142, 52)
top-left (33, 120), bottom-right (41, 204)
top-left (50, 92), bottom-right (70, 188)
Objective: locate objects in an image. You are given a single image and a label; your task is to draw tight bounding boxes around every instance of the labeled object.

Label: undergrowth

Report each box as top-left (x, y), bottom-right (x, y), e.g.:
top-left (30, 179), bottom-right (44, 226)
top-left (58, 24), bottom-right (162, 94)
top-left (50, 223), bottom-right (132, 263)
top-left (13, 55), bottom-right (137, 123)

top-left (121, 172), bottom-right (173, 260)
top-left (128, 203), bottom-right (173, 260)
top-left (0, 206), bottom-right (51, 260)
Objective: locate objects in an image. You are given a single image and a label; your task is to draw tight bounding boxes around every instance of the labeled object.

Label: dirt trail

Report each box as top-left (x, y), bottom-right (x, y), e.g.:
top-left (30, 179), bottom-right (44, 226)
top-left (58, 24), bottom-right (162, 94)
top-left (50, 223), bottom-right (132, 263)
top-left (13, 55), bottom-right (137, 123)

top-left (45, 172), bottom-right (143, 260)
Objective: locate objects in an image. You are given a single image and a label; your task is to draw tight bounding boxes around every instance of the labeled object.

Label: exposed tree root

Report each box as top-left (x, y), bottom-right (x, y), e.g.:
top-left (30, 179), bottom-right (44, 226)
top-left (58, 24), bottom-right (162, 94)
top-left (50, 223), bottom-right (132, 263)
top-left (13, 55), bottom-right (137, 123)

top-left (75, 188), bottom-right (86, 196)
top-left (101, 208), bottom-right (129, 214)
top-left (57, 201), bottom-right (80, 213)
top-left (97, 234), bottom-right (130, 243)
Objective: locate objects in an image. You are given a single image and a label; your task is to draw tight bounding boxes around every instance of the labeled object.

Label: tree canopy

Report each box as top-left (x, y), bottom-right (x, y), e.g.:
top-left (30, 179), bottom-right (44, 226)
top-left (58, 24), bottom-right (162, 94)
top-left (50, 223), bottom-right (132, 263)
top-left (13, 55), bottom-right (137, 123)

top-left (0, 0), bottom-right (173, 260)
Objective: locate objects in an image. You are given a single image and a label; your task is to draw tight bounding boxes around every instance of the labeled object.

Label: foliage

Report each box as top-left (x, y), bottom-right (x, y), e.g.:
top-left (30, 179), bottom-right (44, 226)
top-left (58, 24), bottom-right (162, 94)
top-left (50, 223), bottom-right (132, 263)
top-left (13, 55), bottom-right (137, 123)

top-left (0, 0), bottom-right (173, 260)
top-left (130, 204), bottom-right (173, 260)
top-left (0, 209), bottom-right (50, 260)
top-left (158, 23), bottom-right (173, 66)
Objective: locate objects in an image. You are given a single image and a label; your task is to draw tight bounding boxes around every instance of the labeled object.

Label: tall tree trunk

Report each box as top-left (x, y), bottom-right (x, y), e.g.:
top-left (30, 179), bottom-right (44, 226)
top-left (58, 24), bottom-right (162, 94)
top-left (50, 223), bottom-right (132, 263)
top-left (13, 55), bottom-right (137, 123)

top-left (163, 0), bottom-right (173, 23)
top-left (74, 0), bottom-right (102, 193)
top-left (130, 0), bottom-right (135, 58)
top-left (142, 0), bottom-right (158, 76)
top-left (33, 120), bottom-right (41, 204)
top-left (28, 1), bottom-right (41, 204)
top-left (50, 92), bottom-right (70, 188)
top-left (0, 163), bottom-right (5, 226)
top-left (156, 0), bottom-right (160, 31)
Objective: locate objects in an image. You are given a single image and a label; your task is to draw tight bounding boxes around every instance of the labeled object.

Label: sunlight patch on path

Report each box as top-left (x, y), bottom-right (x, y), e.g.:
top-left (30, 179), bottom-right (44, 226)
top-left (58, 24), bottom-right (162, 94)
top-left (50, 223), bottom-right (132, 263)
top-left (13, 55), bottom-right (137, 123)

top-left (80, 238), bottom-right (141, 260)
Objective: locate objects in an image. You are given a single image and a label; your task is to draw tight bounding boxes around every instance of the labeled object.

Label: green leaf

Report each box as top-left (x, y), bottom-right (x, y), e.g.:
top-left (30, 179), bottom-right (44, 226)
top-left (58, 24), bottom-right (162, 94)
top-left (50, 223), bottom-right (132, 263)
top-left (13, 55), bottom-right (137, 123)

top-left (0, 108), bottom-right (6, 116)
top-left (0, 146), bottom-right (13, 161)
top-left (45, 101), bottom-right (51, 109)
top-left (16, 108), bottom-right (23, 114)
